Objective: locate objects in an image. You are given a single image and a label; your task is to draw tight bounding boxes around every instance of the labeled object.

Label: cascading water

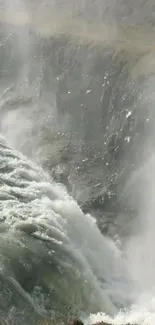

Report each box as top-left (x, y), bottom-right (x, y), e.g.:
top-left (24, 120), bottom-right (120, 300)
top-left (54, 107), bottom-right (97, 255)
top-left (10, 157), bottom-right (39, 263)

top-left (0, 136), bottom-right (125, 322)
top-left (0, 0), bottom-right (155, 325)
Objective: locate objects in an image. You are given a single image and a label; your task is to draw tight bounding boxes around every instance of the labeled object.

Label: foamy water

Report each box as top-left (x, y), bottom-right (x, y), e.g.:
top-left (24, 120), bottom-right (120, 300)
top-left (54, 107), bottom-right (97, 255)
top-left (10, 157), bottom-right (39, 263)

top-left (0, 0), bottom-right (155, 324)
top-left (0, 136), bottom-right (130, 321)
top-left (0, 134), bottom-right (155, 325)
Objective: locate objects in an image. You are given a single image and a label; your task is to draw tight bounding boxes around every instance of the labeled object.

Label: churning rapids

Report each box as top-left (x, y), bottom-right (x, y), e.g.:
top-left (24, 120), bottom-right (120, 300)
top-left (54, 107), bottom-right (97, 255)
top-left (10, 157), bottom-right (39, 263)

top-left (1, 0), bottom-right (155, 324)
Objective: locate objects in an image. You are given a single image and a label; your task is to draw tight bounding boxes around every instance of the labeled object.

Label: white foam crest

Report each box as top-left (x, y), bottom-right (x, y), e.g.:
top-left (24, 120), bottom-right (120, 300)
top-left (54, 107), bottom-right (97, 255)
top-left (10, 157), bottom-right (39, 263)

top-left (86, 305), bottom-right (155, 325)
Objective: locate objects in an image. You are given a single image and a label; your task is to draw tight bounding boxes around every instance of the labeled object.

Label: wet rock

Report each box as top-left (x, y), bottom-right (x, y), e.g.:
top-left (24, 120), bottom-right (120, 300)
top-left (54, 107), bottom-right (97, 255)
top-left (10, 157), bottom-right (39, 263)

top-left (68, 320), bottom-right (137, 325)
top-left (68, 319), bottom-right (84, 325)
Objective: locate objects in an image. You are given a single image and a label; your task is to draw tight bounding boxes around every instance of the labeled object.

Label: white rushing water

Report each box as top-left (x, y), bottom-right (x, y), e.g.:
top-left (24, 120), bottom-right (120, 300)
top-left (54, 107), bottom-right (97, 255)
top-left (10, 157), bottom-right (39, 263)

top-left (1, 0), bottom-right (155, 324)
top-left (1, 127), bottom-right (155, 325)
top-left (0, 135), bottom-right (130, 316)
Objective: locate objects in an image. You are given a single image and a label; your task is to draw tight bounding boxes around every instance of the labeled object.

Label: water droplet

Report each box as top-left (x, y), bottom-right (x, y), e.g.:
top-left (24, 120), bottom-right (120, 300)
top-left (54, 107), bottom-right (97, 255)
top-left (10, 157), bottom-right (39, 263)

top-left (126, 111), bottom-right (132, 118)
top-left (124, 136), bottom-right (131, 143)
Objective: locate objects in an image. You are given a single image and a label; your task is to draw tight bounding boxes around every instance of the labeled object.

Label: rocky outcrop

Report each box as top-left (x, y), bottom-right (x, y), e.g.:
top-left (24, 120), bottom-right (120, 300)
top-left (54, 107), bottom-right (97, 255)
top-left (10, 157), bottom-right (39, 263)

top-left (68, 319), bottom-right (84, 325)
top-left (68, 319), bottom-right (136, 325)
top-left (68, 319), bottom-right (111, 325)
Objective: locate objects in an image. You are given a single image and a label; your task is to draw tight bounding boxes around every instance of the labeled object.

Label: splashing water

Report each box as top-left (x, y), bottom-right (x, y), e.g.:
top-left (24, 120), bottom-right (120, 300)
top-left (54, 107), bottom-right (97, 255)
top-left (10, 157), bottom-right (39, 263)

top-left (1, 0), bottom-right (155, 325)
top-left (0, 135), bottom-right (132, 322)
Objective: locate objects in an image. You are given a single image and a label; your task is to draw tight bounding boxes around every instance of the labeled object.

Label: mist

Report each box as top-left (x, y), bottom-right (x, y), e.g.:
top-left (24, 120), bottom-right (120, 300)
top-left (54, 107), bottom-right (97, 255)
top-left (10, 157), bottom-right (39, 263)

top-left (0, 1), bottom-right (155, 322)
